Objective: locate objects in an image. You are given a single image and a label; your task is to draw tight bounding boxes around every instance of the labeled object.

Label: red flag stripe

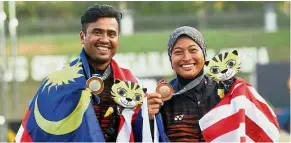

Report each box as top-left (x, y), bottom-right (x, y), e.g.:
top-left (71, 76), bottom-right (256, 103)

top-left (211, 128), bottom-right (255, 142)
top-left (225, 79), bottom-right (276, 118)
top-left (247, 86), bottom-right (276, 116)
top-left (202, 111), bottom-right (274, 142)
top-left (16, 109), bottom-right (33, 142)
top-left (246, 116), bottom-right (273, 142)
top-left (246, 86), bottom-right (279, 128)
top-left (208, 81), bottom-right (279, 130)
top-left (199, 96), bottom-right (280, 141)
top-left (202, 109), bottom-right (244, 141)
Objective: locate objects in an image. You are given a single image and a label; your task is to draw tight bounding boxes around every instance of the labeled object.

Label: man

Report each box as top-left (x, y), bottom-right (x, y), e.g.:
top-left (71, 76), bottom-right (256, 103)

top-left (14, 4), bottom-right (154, 142)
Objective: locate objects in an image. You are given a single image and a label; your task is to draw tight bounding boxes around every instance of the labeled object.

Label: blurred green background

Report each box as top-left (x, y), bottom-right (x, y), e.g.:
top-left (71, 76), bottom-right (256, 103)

top-left (0, 3), bottom-right (290, 141)
top-left (1, 0), bottom-right (290, 120)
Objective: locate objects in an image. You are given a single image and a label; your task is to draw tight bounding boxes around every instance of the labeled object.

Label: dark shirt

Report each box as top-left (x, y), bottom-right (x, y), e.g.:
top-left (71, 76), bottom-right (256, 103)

top-left (89, 65), bottom-right (119, 142)
top-left (160, 75), bottom-right (220, 142)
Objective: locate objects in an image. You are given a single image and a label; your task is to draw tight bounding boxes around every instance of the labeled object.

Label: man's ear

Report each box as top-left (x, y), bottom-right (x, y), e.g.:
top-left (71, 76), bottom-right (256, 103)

top-left (80, 31), bottom-right (85, 44)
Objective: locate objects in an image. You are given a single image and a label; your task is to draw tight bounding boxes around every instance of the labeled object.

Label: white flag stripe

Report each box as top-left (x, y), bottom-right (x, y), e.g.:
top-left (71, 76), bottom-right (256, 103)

top-left (230, 83), bottom-right (276, 118)
top-left (245, 135), bottom-right (255, 143)
top-left (15, 124), bottom-right (24, 143)
top-left (211, 128), bottom-right (242, 142)
top-left (239, 123), bottom-right (246, 138)
top-left (199, 96), bottom-right (250, 130)
top-left (141, 97), bottom-right (153, 142)
top-left (116, 109), bottom-right (134, 142)
top-left (244, 102), bottom-right (280, 141)
top-left (200, 96), bottom-right (279, 141)
top-left (211, 128), bottom-right (256, 143)
top-left (199, 103), bottom-right (239, 130)
top-left (248, 86), bottom-right (276, 117)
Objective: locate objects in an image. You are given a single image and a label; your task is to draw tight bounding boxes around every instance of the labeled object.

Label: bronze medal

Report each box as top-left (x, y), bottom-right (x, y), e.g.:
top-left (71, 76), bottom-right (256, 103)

top-left (86, 76), bottom-right (104, 95)
top-left (156, 82), bottom-right (174, 101)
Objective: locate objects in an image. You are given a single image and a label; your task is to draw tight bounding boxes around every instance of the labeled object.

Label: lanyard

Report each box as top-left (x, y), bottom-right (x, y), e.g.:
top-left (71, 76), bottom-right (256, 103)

top-left (92, 65), bottom-right (111, 81)
top-left (157, 74), bottom-right (204, 101)
top-left (173, 75), bottom-right (204, 96)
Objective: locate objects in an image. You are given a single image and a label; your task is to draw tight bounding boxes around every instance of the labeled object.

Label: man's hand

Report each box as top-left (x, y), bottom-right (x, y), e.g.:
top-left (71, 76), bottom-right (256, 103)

top-left (147, 92), bottom-right (163, 119)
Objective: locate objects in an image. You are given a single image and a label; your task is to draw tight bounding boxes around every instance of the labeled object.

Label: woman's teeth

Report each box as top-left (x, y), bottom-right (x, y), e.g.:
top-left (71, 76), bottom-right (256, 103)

top-left (182, 64), bottom-right (193, 68)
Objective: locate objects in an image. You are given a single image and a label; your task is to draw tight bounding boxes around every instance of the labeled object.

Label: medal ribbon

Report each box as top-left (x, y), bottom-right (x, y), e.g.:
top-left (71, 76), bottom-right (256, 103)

top-left (173, 74), bottom-right (204, 96)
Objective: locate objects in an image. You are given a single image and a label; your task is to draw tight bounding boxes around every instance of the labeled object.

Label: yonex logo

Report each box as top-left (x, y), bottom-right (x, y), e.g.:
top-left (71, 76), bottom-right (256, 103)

top-left (174, 114), bottom-right (184, 121)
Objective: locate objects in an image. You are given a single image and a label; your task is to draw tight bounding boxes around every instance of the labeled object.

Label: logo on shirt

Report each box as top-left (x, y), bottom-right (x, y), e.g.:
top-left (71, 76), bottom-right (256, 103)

top-left (174, 114), bottom-right (184, 121)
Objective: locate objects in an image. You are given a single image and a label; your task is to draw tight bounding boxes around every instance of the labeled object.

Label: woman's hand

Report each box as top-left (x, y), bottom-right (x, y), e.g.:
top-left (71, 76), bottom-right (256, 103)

top-left (147, 92), bottom-right (163, 119)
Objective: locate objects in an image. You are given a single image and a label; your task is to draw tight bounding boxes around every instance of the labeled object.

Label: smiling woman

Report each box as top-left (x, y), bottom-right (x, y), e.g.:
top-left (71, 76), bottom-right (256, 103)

top-left (147, 26), bottom-right (221, 142)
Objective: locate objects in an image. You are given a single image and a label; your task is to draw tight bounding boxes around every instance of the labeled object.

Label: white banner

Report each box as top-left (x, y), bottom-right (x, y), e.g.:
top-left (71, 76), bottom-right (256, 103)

top-left (0, 56), bottom-right (28, 82)
top-left (31, 55), bottom-right (68, 81)
top-left (0, 48), bottom-right (269, 82)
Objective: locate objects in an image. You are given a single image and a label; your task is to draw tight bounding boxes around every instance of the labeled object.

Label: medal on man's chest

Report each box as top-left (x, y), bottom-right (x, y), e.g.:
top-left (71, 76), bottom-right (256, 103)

top-left (86, 65), bottom-right (111, 95)
top-left (86, 75), bottom-right (104, 95)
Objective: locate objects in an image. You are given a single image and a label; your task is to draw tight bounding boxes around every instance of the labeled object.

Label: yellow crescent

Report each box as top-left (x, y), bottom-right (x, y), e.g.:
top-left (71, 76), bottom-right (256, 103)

top-left (34, 88), bottom-right (92, 135)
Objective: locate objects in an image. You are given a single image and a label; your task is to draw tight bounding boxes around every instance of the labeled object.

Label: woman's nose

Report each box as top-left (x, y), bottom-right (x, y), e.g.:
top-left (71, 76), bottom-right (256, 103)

top-left (183, 51), bottom-right (192, 61)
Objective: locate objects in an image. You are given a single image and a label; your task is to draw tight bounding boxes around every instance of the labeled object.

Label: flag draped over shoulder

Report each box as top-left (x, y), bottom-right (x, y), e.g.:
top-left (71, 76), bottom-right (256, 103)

top-left (199, 78), bottom-right (280, 142)
top-left (14, 49), bottom-right (152, 142)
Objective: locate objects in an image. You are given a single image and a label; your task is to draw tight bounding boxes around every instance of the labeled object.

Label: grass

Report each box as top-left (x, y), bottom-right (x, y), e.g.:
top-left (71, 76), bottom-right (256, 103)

top-left (14, 28), bottom-right (290, 61)
top-left (1, 28), bottom-right (290, 120)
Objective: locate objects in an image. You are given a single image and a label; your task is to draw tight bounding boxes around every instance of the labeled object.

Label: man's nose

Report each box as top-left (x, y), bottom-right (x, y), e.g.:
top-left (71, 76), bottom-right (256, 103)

top-left (100, 34), bottom-right (109, 43)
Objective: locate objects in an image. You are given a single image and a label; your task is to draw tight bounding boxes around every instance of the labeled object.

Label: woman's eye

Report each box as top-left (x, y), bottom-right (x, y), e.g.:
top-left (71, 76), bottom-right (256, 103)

top-left (189, 48), bottom-right (197, 53)
top-left (117, 88), bottom-right (127, 97)
top-left (173, 50), bottom-right (182, 55)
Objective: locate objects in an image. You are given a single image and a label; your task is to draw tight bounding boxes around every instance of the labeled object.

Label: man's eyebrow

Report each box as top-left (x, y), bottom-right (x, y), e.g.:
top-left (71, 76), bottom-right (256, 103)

top-left (107, 29), bottom-right (117, 33)
top-left (91, 28), bottom-right (117, 33)
top-left (92, 28), bottom-right (102, 32)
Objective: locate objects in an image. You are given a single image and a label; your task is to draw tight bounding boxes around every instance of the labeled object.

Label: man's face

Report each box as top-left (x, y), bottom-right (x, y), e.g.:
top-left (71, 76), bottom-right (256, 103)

top-left (80, 17), bottom-right (119, 69)
top-left (171, 36), bottom-right (205, 79)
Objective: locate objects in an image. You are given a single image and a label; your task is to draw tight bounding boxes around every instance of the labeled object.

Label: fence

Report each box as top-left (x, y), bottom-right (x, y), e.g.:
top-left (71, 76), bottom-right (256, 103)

top-left (1, 10), bottom-right (289, 36)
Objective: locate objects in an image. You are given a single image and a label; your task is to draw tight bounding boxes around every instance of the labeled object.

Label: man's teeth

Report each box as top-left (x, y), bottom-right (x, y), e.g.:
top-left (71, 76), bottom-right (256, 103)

top-left (182, 64), bottom-right (193, 68)
top-left (98, 47), bottom-right (109, 50)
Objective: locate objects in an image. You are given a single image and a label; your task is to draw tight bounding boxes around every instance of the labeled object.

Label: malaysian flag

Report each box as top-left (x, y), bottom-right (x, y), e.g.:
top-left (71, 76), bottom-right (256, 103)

top-left (199, 78), bottom-right (280, 142)
top-left (14, 49), bottom-right (154, 142)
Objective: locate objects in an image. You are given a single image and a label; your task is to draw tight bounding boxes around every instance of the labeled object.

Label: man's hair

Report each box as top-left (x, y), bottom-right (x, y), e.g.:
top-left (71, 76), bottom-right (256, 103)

top-left (81, 4), bottom-right (122, 34)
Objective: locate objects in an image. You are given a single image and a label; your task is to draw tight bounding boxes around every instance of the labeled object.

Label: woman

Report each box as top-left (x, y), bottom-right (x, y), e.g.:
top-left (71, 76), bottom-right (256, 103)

top-left (147, 26), bottom-right (221, 142)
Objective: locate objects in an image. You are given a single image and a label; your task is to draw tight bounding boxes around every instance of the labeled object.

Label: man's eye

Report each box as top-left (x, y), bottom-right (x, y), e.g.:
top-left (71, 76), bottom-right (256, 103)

top-left (108, 32), bottom-right (116, 37)
top-left (93, 31), bottom-right (101, 35)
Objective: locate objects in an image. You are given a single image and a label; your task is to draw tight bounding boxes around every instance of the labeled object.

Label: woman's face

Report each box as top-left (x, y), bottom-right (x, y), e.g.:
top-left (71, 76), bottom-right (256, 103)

top-left (171, 36), bottom-right (205, 79)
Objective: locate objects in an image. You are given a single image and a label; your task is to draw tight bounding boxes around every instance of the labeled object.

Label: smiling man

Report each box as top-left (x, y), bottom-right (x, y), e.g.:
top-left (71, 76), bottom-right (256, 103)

top-left (15, 4), bottom-right (156, 142)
